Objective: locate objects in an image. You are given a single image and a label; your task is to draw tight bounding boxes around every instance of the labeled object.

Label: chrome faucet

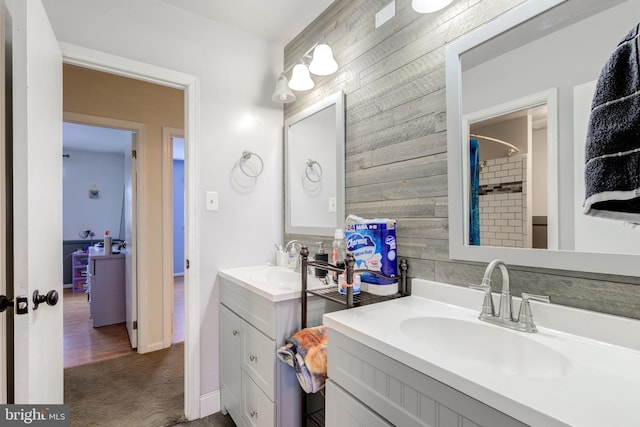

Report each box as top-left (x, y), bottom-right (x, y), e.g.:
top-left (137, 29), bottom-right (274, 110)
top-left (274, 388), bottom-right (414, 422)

top-left (470, 259), bottom-right (550, 333)
top-left (284, 240), bottom-right (303, 273)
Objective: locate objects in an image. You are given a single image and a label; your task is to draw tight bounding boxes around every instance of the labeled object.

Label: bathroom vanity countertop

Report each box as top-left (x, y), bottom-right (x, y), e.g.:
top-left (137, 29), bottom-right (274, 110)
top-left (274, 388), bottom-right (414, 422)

top-left (219, 264), bottom-right (332, 302)
top-left (323, 279), bottom-right (640, 427)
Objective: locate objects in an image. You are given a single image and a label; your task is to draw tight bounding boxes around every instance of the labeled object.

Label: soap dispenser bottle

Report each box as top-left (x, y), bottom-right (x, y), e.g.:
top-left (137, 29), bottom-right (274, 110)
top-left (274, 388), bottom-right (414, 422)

top-left (314, 242), bottom-right (328, 278)
top-left (287, 246), bottom-right (298, 270)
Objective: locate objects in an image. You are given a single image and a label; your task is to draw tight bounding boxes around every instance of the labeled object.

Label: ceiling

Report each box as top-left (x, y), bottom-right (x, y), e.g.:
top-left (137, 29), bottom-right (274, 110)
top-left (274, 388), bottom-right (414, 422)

top-left (157, 0), bottom-right (335, 45)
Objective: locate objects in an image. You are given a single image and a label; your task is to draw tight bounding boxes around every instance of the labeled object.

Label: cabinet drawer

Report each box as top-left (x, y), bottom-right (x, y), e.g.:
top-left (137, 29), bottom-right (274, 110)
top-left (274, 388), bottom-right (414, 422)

top-left (220, 277), bottom-right (276, 339)
top-left (242, 321), bottom-right (276, 400)
top-left (242, 370), bottom-right (275, 427)
top-left (326, 379), bottom-right (392, 427)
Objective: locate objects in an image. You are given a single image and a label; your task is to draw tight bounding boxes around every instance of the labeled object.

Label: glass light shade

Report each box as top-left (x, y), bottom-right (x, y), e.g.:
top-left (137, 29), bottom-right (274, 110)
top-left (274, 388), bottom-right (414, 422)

top-left (309, 43), bottom-right (338, 76)
top-left (288, 63), bottom-right (315, 91)
top-left (272, 74), bottom-right (296, 103)
top-left (412, 0), bottom-right (454, 13)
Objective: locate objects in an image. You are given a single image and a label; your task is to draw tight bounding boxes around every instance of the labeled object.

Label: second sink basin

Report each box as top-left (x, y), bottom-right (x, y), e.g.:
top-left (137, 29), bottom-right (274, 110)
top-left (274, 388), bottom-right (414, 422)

top-left (399, 316), bottom-right (572, 378)
top-left (247, 268), bottom-right (300, 284)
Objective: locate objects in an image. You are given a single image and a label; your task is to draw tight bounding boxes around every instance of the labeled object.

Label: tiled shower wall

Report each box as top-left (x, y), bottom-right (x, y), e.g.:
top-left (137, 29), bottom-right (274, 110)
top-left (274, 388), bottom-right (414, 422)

top-left (479, 154), bottom-right (527, 247)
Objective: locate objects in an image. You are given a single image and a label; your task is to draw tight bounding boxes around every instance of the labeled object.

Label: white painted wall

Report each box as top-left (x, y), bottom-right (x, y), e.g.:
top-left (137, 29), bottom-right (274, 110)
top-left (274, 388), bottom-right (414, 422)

top-left (42, 0), bottom-right (284, 403)
top-left (63, 149), bottom-right (125, 241)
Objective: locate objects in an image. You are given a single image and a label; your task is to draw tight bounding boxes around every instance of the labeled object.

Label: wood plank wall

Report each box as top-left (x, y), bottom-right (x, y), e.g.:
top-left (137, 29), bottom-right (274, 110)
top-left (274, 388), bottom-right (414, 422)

top-left (283, 0), bottom-right (640, 319)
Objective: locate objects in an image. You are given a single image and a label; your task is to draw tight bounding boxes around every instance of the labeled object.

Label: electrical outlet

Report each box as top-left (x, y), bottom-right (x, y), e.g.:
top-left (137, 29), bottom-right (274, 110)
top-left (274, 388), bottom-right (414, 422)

top-left (375, 1), bottom-right (395, 29)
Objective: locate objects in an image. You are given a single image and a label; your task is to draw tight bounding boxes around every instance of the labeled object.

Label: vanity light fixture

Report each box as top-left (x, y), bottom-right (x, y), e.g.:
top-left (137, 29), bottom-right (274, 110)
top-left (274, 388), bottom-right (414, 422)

top-left (273, 37), bottom-right (339, 101)
top-left (272, 73), bottom-right (296, 103)
top-left (309, 41), bottom-right (338, 76)
top-left (288, 61), bottom-right (315, 91)
top-left (412, 0), bottom-right (454, 13)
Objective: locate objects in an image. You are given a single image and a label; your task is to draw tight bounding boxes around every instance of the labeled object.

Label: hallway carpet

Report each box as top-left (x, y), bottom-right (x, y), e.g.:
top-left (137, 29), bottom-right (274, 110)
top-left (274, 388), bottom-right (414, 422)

top-left (65, 342), bottom-right (185, 427)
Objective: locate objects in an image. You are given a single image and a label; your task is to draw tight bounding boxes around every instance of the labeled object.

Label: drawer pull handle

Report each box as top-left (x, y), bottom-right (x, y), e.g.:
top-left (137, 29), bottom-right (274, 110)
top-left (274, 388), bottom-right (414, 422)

top-left (232, 329), bottom-right (239, 336)
top-left (249, 354), bottom-right (258, 362)
top-left (250, 410), bottom-right (258, 418)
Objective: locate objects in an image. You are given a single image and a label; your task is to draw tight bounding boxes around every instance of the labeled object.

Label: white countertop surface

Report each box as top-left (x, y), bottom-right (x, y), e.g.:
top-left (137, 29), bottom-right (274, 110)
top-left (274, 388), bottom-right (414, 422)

top-left (323, 279), bottom-right (640, 427)
top-left (218, 264), bottom-right (332, 302)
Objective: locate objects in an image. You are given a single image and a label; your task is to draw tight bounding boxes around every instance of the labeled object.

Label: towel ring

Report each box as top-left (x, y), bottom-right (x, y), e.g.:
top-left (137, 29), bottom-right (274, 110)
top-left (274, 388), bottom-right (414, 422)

top-left (239, 151), bottom-right (264, 178)
top-left (305, 159), bottom-right (323, 182)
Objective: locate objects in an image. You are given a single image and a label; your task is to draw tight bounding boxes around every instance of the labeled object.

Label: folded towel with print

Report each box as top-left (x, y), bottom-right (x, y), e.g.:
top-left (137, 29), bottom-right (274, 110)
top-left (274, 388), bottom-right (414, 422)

top-left (276, 325), bottom-right (328, 393)
top-left (584, 22), bottom-right (640, 223)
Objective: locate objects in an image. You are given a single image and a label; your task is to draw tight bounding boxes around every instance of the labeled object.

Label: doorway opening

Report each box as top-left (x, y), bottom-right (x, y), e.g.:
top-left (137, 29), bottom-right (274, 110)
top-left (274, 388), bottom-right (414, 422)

top-left (61, 45), bottom-right (200, 420)
top-left (62, 121), bottom-right (137, 367)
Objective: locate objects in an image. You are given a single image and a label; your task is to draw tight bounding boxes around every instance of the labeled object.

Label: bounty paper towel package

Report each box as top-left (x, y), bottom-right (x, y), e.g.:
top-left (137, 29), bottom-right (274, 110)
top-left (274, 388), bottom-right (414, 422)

top-left (344, 215), bottom-right (398, 295)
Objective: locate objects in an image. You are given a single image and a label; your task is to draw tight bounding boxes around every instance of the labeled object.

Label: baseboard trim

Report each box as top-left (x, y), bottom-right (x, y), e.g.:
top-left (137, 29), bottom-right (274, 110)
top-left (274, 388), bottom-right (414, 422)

top-left (200, 390), bottom-right (220, 419)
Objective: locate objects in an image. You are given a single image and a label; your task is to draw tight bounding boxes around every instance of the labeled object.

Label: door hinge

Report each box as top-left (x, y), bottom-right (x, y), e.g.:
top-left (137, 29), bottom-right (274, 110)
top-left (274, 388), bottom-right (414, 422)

top-left (186, 259), bottom-right (190, 269)
top-left (132, 150), bottom-right (137, 159)
top-left (133, 321), bottom-right (138, 330)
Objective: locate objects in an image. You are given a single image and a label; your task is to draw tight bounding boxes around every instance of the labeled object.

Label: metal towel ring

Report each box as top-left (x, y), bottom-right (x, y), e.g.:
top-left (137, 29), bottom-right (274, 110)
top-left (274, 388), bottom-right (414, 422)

top-left (239, 151), bottom-right (264, 178)
top-left (305, 159), bottom-right (323, 182)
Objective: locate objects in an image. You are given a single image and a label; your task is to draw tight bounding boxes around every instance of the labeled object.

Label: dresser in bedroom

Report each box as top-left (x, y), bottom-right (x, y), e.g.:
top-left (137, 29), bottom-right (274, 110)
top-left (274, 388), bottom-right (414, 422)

top-left (87, 247), bottom-right (126, 328)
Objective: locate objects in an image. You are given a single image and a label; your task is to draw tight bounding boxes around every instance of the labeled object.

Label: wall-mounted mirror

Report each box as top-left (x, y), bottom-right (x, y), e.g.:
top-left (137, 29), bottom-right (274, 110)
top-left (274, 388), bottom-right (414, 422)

top-left (446, 0), bottom-right (640, 276)
top-left (285, 91), bottom-right (345, 236)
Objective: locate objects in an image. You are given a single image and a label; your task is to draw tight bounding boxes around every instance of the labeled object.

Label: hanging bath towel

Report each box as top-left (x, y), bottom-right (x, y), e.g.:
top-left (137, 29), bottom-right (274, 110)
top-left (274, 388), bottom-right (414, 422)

top-left (276, 325), bottom-right (328, 393)
top-left (584, 23), bottom-right (640, 223)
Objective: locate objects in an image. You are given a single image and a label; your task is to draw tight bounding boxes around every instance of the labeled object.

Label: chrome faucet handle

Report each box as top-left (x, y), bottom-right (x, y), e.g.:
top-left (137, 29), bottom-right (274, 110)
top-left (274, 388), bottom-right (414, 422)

top-left (517, 292), bottom-right (550, 332)
top-left (468, 283), bottom-right (495, 319)
top-left (521, 292), bottom-right (550, 303)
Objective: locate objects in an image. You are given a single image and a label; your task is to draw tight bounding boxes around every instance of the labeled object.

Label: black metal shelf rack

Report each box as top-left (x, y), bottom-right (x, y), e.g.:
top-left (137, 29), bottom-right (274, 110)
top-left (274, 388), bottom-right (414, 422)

top-left (298, 246), bottom-right (410, 427)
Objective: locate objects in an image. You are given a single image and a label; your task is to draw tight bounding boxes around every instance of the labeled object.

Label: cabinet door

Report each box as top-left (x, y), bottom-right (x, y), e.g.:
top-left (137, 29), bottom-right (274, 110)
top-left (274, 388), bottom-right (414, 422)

top-left (326, 379), bottom-right (392, 427)
top-left (220, 305), bottom-right (243, 421)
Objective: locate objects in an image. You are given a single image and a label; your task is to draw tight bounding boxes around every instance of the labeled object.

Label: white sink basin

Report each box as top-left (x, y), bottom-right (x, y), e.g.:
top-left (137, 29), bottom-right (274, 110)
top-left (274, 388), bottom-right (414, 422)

top-left (400, 316), bottom-right (572, 378)
top-left (219, 265), bottom-right (331, 302)
top-left (247, 268), bottom-right (300, 284)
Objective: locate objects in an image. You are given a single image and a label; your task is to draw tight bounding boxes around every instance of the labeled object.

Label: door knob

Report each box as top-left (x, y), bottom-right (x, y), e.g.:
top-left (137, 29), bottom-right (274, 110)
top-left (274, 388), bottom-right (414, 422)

top-left (32, 290), bottom-right (59, 310)
top-left (0, 295), bottom-right (29, 314)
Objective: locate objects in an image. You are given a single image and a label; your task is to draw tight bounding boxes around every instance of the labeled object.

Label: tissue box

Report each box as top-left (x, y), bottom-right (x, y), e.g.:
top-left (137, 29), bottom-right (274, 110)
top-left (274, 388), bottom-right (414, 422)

top-left (345, 215), bottom-right (398, 294)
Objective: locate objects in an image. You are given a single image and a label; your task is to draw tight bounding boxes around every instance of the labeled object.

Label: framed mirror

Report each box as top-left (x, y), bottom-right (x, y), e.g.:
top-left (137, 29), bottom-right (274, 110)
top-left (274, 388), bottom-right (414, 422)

top-left (285, 91), bottom-right (345, 236)
top-left (446, 0), bottom-right (640, 276)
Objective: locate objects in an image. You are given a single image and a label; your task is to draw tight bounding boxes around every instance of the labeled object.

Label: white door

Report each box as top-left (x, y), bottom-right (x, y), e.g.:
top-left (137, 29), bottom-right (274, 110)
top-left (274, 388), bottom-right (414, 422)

top-left (124, 138), bottom-right (138, 349)
top-left (8, 0), bottom-right (63, 403)
top-left (0, 0), bottom-right (7, 405)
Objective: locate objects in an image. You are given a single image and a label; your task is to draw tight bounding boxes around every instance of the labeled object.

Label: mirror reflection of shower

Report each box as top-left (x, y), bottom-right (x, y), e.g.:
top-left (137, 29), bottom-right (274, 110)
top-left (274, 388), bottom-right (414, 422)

top-left (469, 104), bottom-right (548, 249)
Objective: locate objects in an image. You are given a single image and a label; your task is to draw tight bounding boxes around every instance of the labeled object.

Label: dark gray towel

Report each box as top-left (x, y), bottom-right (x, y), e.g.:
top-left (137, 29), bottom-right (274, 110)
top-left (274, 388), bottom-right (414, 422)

top-left (584, 23), bottom-right (640, 222)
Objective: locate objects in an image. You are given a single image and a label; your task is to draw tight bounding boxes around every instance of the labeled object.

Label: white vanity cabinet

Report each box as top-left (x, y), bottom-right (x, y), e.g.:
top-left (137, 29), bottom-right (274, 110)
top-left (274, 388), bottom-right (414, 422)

top-left (219, 273), bottom-right (335, 427)
top-left (326, 329), bottom-right (527, 427)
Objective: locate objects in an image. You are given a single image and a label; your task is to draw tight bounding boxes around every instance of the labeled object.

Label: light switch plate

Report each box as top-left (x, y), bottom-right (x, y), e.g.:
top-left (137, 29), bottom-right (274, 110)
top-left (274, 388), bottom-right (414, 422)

top-left (375, 1), bottom-right (395, 29)
top-left (205, 191), bottom-right (219, 211)
top-left (328, 197), bottom-right (337, 213)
